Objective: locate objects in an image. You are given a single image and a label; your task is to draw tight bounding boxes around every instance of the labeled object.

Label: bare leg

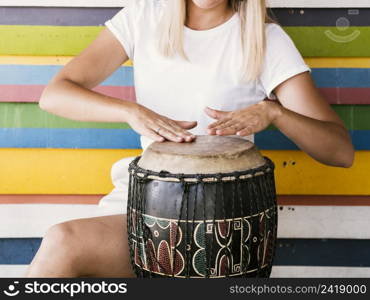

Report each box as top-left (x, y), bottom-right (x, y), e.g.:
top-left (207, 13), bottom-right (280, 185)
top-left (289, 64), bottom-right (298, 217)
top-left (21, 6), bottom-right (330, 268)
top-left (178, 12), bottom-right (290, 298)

top-left (26, 214), bottom-right (135, 278)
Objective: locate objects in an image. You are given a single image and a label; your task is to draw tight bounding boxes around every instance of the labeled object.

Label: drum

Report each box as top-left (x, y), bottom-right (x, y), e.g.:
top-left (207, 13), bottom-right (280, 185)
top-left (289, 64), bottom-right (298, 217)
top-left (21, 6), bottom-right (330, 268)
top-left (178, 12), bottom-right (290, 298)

top-left (127, 135), bottom-right (278, 278)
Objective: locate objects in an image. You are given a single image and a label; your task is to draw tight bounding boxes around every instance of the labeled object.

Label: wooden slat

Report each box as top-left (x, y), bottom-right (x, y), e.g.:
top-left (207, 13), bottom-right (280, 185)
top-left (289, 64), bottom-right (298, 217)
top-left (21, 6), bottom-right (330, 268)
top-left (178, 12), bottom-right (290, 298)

top-left (0, 148), bottom-right (141, 194)
top-left (0, 194), bottom-right (103, 204)
top-left (1, 104), bottom-right (368, 130)
top-left (0, 149), bottom-right (369, 195)
top-left (1, 265), bottom-right (370, 278)
top-left (1, 204), bottom-right (370, 239)
top-left (2, 194), bottom-right (370, 206)
top-left (0, 85), bottom-right (136, 103)
top-left (0, 56), bottom-right (367, 68)
top-left (0, 55), bottom-right (132, 66)
top-left (0, 128), bottom-right (369, 150)
top-left (1, 25), bottom-right (370, 56)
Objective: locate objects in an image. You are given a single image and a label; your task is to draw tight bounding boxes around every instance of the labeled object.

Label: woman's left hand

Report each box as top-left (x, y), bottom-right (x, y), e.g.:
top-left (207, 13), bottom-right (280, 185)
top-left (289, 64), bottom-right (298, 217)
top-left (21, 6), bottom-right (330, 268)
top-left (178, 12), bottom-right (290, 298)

top-left (205, 100), bottom-right (281, 136)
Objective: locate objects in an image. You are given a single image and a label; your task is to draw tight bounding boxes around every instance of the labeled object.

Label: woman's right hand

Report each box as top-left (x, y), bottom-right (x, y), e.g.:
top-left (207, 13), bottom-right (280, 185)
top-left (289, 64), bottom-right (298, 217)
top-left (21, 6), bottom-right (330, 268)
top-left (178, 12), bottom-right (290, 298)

top-left (126, 103), bottom-right (197, 143)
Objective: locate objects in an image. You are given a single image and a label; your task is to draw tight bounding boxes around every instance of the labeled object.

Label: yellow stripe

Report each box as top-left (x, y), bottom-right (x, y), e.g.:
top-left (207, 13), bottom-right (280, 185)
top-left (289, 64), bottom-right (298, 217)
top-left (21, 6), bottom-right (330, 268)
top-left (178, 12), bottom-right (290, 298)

top-left (0, 55), bottom-right (133, 66)
top-left (0, 148), bottom-right (141, 194)
top-left (1, 56), bottom-right (369, 69)
top-left (263, 150), bottom-right (367, 195)
top-left (304, 57), bottom-right (370, 68)
top-left (0, 149), bottom-right (367, 195)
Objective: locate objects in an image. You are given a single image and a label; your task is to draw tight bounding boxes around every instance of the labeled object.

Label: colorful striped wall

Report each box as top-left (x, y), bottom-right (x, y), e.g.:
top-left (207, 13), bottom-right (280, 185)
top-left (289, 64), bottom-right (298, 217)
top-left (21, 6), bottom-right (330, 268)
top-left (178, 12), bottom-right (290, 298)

top-left (1, 0), bottom-right (370, 278)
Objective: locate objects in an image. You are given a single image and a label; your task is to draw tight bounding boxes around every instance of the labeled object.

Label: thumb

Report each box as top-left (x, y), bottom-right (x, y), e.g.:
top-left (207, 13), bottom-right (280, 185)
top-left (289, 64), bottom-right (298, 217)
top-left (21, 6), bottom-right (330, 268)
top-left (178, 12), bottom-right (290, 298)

top-left (204, 106), bottom-right (229, 120)
top-left (175, 120), bottom-right (198, 129)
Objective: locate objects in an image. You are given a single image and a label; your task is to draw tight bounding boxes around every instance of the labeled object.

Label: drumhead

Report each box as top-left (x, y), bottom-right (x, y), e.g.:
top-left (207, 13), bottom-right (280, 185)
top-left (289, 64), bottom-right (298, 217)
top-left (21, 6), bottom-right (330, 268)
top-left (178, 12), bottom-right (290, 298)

top-left (137, 135), bottom-right (266, 174)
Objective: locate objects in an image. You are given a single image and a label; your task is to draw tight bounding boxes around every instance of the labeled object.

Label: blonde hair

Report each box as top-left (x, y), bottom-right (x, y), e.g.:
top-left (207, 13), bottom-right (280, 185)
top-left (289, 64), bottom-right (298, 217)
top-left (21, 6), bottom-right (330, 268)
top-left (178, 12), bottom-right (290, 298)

top-left (158, 0), bottom-right (268, 82)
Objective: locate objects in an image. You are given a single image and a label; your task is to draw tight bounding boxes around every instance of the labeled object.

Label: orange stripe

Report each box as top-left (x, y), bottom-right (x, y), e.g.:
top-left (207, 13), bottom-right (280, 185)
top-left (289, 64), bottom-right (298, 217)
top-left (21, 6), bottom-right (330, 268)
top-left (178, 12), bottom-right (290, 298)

top-left (2, 194), bottom-right (370, 206)
top-left (0, 194), bottom-right (102, 204)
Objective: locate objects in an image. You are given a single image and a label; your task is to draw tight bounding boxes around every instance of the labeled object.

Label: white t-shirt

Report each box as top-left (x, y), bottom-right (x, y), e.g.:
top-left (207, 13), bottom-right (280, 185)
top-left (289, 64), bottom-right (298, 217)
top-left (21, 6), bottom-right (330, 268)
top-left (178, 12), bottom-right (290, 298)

top-left (104, 0), bottom-right (311, 150)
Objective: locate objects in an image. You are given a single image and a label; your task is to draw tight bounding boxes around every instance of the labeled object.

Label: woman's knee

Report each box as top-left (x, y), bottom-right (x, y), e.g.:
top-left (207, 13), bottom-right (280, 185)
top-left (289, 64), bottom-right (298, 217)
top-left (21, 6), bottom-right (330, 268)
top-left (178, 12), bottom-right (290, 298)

top-left (41, 221), bottom-right (82, 262)
top-left (27, 221), bottom-right (83, 277)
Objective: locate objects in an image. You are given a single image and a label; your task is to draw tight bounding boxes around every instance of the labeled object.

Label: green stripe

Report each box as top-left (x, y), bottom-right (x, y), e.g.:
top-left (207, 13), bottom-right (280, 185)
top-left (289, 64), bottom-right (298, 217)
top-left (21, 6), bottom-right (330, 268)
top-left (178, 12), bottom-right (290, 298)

top-left (0, 25), bottom-right (102, 56)
top-left (1, 25), bottom-right (370, 56)
top-left (334, 105), bottom-right (370, 130)
top-left (0, 103), bottom-right (129, 129)
top-left (284, 27), bottom-right (370, 57)
top-left (0, 103), bottom-right (368, 130)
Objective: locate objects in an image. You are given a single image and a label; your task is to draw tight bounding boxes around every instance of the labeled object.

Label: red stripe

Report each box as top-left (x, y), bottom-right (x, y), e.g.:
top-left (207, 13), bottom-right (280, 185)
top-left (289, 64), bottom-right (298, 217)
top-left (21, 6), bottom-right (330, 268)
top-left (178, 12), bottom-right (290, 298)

top-left (320, 88), bottom-right (370, 104)
top-left (1, 194), bottom-right (370, 206)
top-left (278, 195), bottom-right (370, 206)
top-left (0, 85), bottom-right (369, 104)
top-left (0, 85), bottom-right (137, 102)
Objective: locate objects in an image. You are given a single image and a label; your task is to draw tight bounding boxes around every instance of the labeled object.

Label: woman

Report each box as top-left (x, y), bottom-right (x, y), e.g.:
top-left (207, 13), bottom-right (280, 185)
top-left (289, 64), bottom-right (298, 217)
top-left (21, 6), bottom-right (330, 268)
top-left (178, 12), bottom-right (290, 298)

top-left (26, 0), bottom-right (354, 277)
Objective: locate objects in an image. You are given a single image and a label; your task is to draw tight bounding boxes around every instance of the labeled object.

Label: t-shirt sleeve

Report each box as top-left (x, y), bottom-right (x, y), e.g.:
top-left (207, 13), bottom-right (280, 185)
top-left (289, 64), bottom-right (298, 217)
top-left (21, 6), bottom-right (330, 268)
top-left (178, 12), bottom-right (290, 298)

top-left (104, 3), bottom-right (135, 59)
top-left (259, 23), bottom-right (311, 99)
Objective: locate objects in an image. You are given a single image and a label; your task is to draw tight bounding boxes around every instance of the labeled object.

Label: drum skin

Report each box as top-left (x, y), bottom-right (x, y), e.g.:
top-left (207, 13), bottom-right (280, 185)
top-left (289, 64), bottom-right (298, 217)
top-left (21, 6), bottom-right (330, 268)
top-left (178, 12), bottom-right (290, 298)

top-left (127, 136), bottom-right (278, 278)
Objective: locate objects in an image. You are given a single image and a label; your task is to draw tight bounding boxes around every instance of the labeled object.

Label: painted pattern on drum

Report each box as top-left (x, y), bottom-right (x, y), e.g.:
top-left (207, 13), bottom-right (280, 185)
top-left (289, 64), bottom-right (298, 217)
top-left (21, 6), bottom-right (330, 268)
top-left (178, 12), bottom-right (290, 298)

top-left (128, 207), bottom-right (276, 278)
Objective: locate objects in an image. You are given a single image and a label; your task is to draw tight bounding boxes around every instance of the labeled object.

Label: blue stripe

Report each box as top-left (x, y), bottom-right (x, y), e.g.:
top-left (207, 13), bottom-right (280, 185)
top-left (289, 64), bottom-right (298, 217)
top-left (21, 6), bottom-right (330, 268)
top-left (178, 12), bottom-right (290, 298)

top-left (0, 65), bottom-right (133, 86)
top-left (0, 65), bottom-right (369, 88)
top-left (0, 238), bottom-right (41, 265)
top-left (0, 128), bottom-right (367, 150)
top-left (1, 238), bottom-right (370, 266)
top-left (311, 68), bottom-right (370, 88)
top-left (255, 130), bottom-right (370, 151)
top-left (0, 128), bottom-right (141, 149)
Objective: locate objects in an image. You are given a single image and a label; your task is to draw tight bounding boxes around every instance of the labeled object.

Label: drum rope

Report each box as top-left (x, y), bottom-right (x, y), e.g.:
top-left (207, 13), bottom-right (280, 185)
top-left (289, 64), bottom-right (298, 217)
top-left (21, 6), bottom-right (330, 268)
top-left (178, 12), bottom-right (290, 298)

top-left (267, 172), bottom-right (278, 277)
top-left (172, 179), bottom-right (187, 277)
top-left (252, 174), bottom-right (262, 277)
top-left (139, 172), bottom-right (156, 278)
top-left (189, 180), bottom-right (199, 277)
top-left (201, 180), bottom-right (210, 278)
top-left (230, 178), bottom-right (237, 276)
top-left (207, 179), bottom-right (217, 277)
top-left (127, 169), bottom-right (136, 276)
top-left (237, 176), bottom-right (247, 277)
top-left (258, 173), bottom-right (272, 276)
top-left (219, 175), bottom-right (231, 277)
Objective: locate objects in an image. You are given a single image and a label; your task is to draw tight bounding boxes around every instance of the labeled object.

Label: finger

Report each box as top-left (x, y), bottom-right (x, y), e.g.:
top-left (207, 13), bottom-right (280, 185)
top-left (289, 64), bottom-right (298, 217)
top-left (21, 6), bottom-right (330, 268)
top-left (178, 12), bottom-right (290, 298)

top-left (215, 126), bottom-right (238, 136)
top-left (208, 117), bottom-right (232, 129)
top-left (236, 126), bottom-right (255, 137)
top-left (143, 128), bottom-right (165, 142)
top-left (212, 119), bottom-right (238, 131)
top-left (175, 120), bottom-right (198, 130)
top-left (155, 127), bottom-right (184, 143)
top-left (218, 122), bottom-right (246, 134)
top-left (167, 120), bottom-right (196, 138)
top-left (159, 120), bottom-right (195, 142)
top-left (208, 122), bottom-right (238, 135)
top-left (204, 107), bottom-right (230, 120)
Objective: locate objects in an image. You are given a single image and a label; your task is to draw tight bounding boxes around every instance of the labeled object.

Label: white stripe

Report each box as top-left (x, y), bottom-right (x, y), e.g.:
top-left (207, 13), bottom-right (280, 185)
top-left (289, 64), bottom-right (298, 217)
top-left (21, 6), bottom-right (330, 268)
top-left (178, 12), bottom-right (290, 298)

top-left (1, 204), bottom-right (370, 239)
top-left (0, 265), bottom-right (28, 278)
top-left (1, 0), bottom-right (370, 8)
top-left (277, 205), bottom-right (370, 239)
top-left (0, 204), bottom-right (123, 238)
top-left (1, 265), bottom-right (370, 278)
top-left (271, 266), bottom-right (370, 278)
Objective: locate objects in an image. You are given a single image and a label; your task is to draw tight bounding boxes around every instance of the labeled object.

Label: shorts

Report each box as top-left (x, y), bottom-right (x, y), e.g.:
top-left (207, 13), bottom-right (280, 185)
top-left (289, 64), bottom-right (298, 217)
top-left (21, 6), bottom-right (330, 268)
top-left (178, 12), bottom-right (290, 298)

top-left (98, 156), bottom-right (136, 215)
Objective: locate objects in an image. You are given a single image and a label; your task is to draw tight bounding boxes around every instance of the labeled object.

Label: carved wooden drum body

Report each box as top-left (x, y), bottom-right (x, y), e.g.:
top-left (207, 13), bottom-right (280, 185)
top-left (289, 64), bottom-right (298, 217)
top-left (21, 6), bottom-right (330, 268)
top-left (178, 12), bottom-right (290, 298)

top-left (127, 136), bottom-right (278, 278)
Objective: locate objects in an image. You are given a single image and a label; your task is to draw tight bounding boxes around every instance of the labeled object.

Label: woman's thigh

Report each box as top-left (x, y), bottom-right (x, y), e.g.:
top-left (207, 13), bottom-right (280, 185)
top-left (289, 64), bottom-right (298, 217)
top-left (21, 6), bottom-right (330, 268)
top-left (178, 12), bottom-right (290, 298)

top-left (28, 214), bottom-right (136, 278)
top-left (72, 214), bottom-right (136, 277)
